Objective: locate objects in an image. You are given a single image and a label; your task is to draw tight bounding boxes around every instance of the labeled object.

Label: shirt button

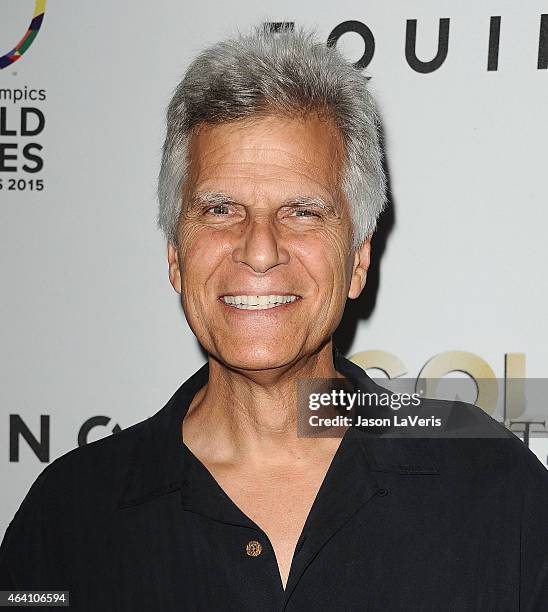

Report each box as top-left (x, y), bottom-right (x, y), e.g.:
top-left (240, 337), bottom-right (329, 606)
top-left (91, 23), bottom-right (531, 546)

top-left (245, 540), bottom-right (263, 557)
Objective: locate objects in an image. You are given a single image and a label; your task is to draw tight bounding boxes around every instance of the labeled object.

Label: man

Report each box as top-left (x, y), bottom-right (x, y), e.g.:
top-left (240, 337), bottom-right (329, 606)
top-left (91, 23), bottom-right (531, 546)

top-left (1, 24), bottom-right (547, 611)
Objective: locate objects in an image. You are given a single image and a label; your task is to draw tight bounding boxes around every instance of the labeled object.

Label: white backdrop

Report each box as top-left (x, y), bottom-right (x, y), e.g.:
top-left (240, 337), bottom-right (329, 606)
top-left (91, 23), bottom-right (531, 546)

top-left (1, 0), bottom-right (547, 539)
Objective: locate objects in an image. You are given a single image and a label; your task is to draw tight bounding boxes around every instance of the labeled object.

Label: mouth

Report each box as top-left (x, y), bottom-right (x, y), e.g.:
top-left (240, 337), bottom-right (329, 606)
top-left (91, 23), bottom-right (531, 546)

top-left (219, 294), bottom-right (300, 310)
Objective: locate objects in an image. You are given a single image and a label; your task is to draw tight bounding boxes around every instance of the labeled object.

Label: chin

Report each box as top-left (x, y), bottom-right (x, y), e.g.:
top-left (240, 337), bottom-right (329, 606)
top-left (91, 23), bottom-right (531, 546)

top-left (216, 342), bottom-right (299, 372)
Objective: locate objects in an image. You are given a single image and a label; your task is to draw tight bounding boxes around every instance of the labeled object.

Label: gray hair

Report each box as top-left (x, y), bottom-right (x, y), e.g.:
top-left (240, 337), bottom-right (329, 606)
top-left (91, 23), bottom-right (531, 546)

top-left (157, 24), bottom-right (387, 250)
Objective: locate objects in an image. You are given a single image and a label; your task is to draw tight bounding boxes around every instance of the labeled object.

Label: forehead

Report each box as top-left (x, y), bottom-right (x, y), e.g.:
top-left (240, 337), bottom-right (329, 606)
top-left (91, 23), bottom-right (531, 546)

top-left (186, 112), bottom-right (345, 198)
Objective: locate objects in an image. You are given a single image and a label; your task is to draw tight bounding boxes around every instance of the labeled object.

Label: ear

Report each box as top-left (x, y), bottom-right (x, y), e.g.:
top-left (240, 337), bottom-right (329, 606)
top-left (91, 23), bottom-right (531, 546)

top-left (348, 236), bottom-right (372, 299)
top-left (167, 241), bottom-right (182, 294)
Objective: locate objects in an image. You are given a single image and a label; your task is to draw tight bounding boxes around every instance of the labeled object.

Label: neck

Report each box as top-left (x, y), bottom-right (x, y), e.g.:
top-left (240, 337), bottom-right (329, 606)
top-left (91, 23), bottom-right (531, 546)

top-left (182, 341), bottom-right (345, 467)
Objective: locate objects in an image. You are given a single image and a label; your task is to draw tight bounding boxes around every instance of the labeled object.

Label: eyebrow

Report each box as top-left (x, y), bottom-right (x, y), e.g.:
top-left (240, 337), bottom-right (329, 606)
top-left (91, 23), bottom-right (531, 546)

top-left (284, 195), bottom-right (338, 214)
top-left (188, 192), bottom-right (234, 209)
top-left (188, 191), bottom-right (339, 215)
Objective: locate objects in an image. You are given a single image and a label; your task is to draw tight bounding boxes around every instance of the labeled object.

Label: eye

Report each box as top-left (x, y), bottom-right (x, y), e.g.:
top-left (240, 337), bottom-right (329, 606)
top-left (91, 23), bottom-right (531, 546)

top-left (294, 208), bottom-right (320, 218)
top-left (206, 204), bottom-right (231, 215)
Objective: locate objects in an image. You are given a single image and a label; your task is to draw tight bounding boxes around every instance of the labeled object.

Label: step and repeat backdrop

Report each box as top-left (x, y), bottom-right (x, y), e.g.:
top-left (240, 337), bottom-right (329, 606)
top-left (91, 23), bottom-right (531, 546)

top-left (1, 0), bottom-right (547, 538)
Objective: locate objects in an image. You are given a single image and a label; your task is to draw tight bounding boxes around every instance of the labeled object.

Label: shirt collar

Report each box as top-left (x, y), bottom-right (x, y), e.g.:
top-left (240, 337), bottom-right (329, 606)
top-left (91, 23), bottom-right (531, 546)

top-left (118, 344), bottom-right (439, 510)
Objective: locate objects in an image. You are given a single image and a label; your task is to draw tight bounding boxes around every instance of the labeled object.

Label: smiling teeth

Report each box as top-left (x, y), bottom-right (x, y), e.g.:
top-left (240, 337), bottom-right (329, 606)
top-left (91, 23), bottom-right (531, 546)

top-left (222, 295), bottom-right (298, 309)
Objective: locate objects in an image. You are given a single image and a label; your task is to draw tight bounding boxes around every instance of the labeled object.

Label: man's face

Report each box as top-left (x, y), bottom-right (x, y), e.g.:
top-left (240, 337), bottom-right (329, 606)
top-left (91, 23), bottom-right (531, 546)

top-left (168, 112), bottom-right (371, 371)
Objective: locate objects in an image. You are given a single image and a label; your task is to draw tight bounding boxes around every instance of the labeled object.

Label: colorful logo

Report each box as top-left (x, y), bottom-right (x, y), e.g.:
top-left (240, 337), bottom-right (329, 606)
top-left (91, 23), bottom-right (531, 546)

top-left (0, 1), bottom-right (47, 70)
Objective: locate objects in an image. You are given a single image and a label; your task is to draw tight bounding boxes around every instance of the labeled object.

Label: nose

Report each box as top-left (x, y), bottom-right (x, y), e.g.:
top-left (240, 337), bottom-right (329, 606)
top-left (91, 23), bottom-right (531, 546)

top-left (232, 218), bottom-right (289, 273)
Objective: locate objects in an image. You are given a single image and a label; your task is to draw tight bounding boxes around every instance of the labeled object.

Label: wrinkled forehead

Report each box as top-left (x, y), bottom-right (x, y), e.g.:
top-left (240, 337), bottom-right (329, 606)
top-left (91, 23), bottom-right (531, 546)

top-left (184, 112), bottom-right (347, 200)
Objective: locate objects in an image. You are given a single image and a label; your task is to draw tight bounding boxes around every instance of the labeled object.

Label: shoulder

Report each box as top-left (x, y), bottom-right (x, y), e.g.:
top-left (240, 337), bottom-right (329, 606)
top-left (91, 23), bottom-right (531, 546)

top-left (47, 418), bottom-right (144, 478)
top-left (4, 417), bottom-right (147, 535)
top-left (367, 371), bottom-right (546, 486)
top-left (34, 417), bottom-right (150, 519)
top-left (417, 395), bottom-right (548, 487)
top-left (343, 360), bottom-right (548, 488)
top-left (0, 419), bottom-right (148, 588)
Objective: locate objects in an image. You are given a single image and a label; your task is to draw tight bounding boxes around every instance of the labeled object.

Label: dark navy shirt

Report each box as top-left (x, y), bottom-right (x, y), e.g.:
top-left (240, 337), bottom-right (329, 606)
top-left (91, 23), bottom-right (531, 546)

top-left (1, 346), bottom-right (547, 611)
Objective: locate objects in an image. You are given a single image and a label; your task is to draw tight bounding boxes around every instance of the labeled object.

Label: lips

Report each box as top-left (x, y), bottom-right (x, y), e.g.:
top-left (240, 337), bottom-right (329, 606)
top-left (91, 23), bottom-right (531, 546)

top-left (220, 294), bottom-right (299, 310)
